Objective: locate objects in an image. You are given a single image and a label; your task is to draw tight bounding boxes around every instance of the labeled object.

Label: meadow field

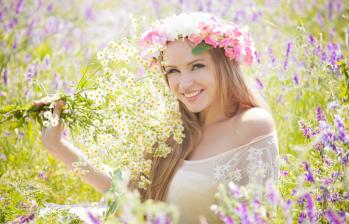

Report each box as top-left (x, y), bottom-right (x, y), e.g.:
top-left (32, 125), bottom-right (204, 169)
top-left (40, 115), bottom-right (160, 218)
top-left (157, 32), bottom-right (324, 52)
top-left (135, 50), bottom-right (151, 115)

top-left (0, 0), bottom-right (348, 223)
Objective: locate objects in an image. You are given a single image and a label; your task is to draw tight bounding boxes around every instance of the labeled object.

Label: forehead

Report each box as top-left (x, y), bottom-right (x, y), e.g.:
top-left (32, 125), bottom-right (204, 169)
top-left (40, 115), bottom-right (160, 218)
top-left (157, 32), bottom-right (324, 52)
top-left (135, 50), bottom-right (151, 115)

top-left (162, 39), bottom-right (210, 65)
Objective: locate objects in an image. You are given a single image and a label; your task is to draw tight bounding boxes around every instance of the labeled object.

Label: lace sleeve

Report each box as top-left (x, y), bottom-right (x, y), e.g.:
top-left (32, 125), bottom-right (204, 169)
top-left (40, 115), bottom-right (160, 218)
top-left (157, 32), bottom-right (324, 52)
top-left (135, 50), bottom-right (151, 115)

top-left (213, 132), bottom-right (279, 198)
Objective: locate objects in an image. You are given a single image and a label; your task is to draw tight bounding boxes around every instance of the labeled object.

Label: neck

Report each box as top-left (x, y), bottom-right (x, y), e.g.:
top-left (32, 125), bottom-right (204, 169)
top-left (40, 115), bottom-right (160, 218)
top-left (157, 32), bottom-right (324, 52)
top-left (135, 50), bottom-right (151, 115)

top-left (199, 105), bottom-right (228, 127)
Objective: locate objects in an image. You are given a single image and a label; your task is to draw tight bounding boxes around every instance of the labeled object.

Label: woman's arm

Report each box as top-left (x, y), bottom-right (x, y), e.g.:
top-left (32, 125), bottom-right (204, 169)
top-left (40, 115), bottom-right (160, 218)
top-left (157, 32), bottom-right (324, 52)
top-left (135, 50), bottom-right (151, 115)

top-left (37, 100), bottom-right (112, 192)
top-left (44, 138), bottom-right (112, 192)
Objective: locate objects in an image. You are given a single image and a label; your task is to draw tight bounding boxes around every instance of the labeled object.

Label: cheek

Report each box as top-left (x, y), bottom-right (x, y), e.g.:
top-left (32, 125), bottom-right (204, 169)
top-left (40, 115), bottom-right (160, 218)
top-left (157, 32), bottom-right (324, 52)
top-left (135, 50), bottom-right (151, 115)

top-left (167, 77), bottom-right (178, 94)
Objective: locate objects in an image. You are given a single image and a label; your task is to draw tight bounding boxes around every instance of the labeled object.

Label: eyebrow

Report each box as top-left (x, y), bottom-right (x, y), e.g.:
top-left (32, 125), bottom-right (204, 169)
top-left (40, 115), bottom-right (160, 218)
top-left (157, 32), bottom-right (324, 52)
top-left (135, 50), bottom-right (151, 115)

top-left (164, 59), bottom-right (205, 68)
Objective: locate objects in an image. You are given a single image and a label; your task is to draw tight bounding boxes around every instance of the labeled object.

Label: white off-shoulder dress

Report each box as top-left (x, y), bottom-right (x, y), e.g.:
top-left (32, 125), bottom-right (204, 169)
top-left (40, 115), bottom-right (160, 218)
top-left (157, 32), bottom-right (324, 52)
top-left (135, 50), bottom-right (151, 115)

top-left (166, 131), bottom-right (279, 223)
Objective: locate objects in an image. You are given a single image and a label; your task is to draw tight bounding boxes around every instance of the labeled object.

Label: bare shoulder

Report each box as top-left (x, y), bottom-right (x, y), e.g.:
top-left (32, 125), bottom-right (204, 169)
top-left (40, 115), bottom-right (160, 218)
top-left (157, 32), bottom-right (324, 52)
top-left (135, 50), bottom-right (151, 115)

top-left (235, 107), bottom-right (276, 140)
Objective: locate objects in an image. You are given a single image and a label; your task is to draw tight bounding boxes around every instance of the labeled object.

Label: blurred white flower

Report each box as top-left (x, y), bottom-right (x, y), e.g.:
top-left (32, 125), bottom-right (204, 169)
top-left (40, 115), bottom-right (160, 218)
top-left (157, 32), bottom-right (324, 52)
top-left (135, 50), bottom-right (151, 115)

top-left (43, 120), bottom-right (50, 127)
top-left (43, 111), bottom-right (52, 119)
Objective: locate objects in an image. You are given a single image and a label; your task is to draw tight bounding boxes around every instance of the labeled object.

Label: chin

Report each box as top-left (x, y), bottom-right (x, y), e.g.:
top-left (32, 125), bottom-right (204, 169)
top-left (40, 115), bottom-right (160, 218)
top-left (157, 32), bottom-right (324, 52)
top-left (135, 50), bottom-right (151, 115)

top-left (184, 104), bottom-right (206, 113)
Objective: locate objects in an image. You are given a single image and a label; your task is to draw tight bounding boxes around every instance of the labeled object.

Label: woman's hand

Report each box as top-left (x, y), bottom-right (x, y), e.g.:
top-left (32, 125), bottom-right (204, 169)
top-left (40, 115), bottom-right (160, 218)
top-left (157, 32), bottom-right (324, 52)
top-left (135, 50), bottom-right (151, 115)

top-left (33, 99), bottom-right (65, 151)
top-left (33, 99), bottom-right (112, 191)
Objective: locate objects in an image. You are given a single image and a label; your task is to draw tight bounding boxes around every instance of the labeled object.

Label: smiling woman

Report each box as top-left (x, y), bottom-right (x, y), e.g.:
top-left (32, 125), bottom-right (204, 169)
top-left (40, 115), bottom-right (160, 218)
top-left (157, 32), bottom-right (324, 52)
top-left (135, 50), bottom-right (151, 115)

top-left (137, 12), bottom-right (279, 223)
top-left (164, 40), bottom-right (220, 115)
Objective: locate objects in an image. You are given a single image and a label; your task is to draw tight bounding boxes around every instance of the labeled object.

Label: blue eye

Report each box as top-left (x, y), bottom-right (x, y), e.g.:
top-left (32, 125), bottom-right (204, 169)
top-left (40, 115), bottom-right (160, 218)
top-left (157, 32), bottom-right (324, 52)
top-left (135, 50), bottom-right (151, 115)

top-left (165, 69), bottom-right (178, 75)
top-left (192, 63), bottom-right (205, 70)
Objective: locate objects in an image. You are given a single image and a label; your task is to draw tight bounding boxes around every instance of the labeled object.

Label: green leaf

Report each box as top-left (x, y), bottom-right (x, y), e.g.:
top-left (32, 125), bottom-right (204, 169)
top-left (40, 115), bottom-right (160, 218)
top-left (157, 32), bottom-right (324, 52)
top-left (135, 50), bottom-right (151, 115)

top-left (192, 42), bottom-right (212, 55)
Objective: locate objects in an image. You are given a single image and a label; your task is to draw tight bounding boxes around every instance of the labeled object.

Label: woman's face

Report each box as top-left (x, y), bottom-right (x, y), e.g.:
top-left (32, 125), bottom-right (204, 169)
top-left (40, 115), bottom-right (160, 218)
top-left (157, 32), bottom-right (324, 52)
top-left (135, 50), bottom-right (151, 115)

top-left (163, 39), bottom-right (220, 113)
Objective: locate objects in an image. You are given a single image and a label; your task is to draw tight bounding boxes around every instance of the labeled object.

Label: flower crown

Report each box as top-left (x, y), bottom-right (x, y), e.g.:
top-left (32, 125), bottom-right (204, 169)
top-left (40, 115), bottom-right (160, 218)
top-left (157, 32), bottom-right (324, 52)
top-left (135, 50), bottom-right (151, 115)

top-left (139, 12), bottom-right (256, 66)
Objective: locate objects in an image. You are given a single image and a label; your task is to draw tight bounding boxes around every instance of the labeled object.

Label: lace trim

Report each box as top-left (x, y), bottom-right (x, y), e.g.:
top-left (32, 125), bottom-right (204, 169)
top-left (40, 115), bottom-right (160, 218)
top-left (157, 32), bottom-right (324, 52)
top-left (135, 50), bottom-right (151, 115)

top-left (213, 144), bottom-right (277, 184)
top-left (184, 131), bottom-right (277, 164)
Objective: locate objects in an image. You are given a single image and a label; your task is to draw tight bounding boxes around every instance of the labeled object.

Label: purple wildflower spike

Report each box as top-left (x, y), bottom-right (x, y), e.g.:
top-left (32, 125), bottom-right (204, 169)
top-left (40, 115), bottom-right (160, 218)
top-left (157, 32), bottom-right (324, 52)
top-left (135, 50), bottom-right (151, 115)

top-left (283, 42), bottom-right (292, 70)
top-left (293, 73), bottom-right (299, 85)
top-left (2, 68), bottom-right (8, 85)
top-left (325, 209), bottom-right (346, 224)
top-left (316, 106), bottom-right (326, 122)
top-left (334, 115), bottom-right (349, 144)
top-left (303, 162), bottom-right (314, 182)
top-left (87, 211), bottom-right (101, 224)
top-left (304, 193), bottom-right (315, 223)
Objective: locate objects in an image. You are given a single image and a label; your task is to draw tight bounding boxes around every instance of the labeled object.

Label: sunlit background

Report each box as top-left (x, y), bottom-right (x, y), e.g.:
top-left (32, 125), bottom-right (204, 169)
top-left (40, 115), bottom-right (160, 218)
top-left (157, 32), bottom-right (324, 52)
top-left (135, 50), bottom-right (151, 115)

top-left (0, 0), bottom-right (348, 223)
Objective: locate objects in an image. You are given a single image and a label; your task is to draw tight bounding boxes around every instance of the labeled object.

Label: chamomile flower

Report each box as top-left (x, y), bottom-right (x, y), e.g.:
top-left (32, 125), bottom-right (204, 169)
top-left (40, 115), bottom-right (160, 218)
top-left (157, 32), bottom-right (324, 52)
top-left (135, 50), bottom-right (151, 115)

top-left (43, 111), bottom-right (52, 119)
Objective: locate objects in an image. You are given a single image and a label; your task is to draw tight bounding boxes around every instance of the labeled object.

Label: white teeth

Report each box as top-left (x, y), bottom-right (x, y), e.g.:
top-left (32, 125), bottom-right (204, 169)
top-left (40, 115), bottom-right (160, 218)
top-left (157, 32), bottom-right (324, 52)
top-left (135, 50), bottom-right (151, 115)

top-left (184, 90), bottom-right (201, 98)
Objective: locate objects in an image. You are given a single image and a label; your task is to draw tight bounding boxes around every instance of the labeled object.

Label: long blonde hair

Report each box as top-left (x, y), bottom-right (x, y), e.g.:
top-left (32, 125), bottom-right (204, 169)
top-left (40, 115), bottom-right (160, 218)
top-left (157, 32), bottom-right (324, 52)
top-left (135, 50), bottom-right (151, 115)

top-left (137, 46), bottom-right (263, 202)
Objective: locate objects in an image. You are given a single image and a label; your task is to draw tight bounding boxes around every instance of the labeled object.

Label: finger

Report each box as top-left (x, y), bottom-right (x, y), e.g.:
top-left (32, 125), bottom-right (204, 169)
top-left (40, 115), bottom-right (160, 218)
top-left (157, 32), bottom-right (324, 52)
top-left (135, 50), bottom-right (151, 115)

top-left (33, 101), bottom-right (46, 107)
top-left (53, 100), bottom-right (65, 118)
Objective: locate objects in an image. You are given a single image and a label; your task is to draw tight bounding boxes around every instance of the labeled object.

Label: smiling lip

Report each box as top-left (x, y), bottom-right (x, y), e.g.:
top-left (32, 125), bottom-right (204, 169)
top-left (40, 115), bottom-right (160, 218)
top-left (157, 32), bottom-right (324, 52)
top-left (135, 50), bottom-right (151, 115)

top-left (183, 90), bottom-right (203, 102)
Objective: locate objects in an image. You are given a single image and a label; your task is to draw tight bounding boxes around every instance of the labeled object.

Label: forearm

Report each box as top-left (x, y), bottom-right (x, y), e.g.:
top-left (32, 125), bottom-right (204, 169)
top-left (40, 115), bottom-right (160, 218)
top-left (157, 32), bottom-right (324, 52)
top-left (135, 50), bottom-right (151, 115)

top-left (45, 139), bottom-right (112, 192)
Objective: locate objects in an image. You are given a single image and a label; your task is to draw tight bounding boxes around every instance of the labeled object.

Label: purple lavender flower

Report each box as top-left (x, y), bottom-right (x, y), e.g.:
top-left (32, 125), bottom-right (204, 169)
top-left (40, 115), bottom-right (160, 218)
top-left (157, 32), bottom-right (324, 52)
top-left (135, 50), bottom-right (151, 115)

top-left (328, 101), bottom-right (339, 110)
top-left (26, 20), bottom-right (35, 37)
top-left (325, 209), bottom-right (346, 224)
top-left (303, 162), bottom-right (314, 182)
top-left (283, 42), bottom-right (292, 70)
top-left (85, 7), bottom-right (95, 21)
top-left (236, 203), bottom-right (253, 224)
top-left (298, 120), bottom-right (315, 139)
top-left (251, 11), bottom-right (263, 22)
top-left (292, 189), bottom-right (297, 196)
top-left (328, 0), bottom-right (333, 20)
top-left (283, 199), bottom-right (292, 214)
top-left (253, 212), bottom-right (265, 224)
top-left (15, 0), bottom-right (24, 15)
top-left (298, 212), bottom-right (306, 223)
top-left (221, 215), bottom-right (234, 224)
top-left (255, 51), bottom-right (261, 64)
top-left (329, 192), bottom-right (341, 203)
top-left (308, 35), bottom-right (315, 45)
top-left (16, 213), bottom-right (35, 223)
top-left (87, 211), bottom-right (101, 224)
top-left (316, 13), bottom-right (324, 27)
top-left (12, 36), bottom-right (17, 49)
top-left (341, 152), bottom-right (348, 165)
top-left (327, 43), bottom-right (344, 70)
top-left (25, 64), bottom-right (36, 81)
top-left (47, 3), bottom-right (54, 11)
top-left (281, 170), bottom-right (289, 176)
top-left (321, 51), bottom-right (327, 61)
top-left (256, 78), bottom-right (264, 90)
top-left (316, 106), bottom-right (326, 122)
top-left (266, 180), bottom-right (282, 206)
top-left (154, 213), bottom-right (167, 224)
top-left (319, 120), bottom-right (338, 150)
top-left (63, 81), bottom-right (74, 98)
top-left (38, 171), bottom-right (48, 180)
top-left (334, 115), bottom-right (349, 144)
top-left (43, 55), bottom-right (51, 70)
top-left (8, 18), bottom-right (18, 30)
top-left (293, 73), bottom-right (299, 85)
top-left (2, 68), bottom-right (8, 85)
top-left (25, 54), bottom-right (31, 62)
top-left (268, 46), bottom-right (275, 64)
top-left (304, 193), bottom-right (315, 223)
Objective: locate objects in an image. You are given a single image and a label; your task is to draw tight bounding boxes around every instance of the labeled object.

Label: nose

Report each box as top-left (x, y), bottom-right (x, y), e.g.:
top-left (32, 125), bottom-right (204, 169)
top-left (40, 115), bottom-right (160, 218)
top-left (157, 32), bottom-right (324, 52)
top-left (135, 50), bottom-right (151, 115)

top-left (178, 73), bottom-right (194, 92)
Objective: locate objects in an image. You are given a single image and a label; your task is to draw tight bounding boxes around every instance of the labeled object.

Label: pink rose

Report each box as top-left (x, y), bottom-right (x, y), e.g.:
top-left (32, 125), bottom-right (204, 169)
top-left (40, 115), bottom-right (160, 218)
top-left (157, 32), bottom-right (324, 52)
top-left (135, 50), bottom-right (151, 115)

top-left (140, 30), bottom-right (166, 47)
top-left (188, 33), bottom-right (203, 45)
top-left (204, 35), bottom-right (219, 48)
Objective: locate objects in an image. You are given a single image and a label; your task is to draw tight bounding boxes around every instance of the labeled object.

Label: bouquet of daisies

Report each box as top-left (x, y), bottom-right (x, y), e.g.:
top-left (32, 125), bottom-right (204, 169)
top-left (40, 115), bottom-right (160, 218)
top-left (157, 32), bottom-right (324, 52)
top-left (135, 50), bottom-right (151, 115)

top-left (0, 35), bottom-right (185, 189)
